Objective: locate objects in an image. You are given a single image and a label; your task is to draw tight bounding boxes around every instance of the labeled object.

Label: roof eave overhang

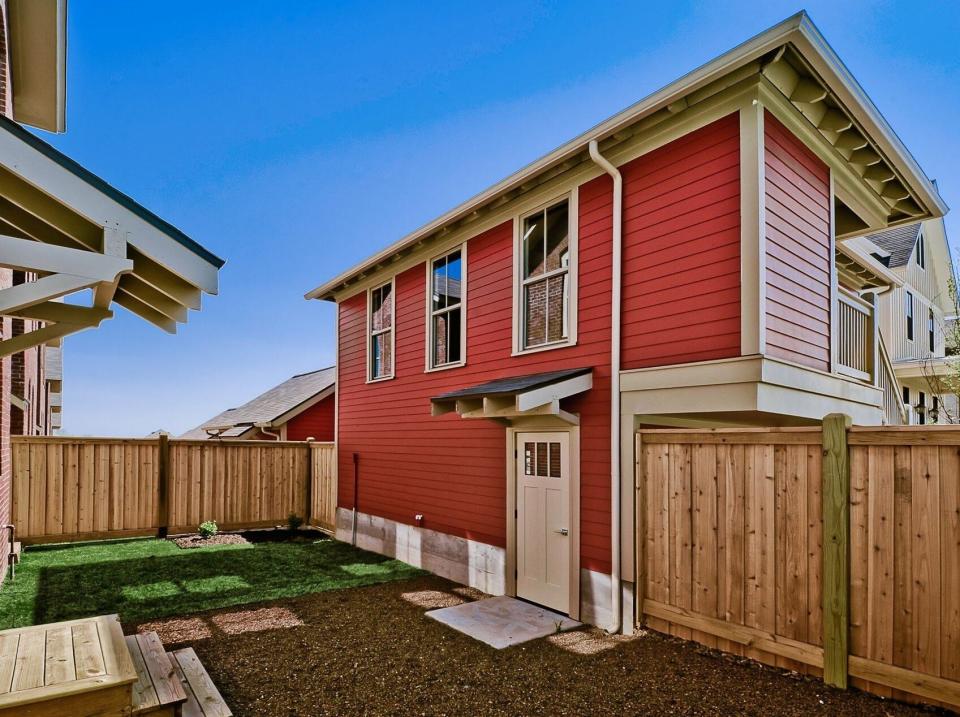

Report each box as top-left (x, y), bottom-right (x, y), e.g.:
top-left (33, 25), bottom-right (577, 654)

top-left (305, 11), bottom-right (945, 302)
top-left (8, 0), bottom-right (67, 133)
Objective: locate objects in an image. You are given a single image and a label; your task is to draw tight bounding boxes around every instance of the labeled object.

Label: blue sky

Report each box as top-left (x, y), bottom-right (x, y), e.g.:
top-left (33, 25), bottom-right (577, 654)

top-left (43, 1), bottom-right (959, 436)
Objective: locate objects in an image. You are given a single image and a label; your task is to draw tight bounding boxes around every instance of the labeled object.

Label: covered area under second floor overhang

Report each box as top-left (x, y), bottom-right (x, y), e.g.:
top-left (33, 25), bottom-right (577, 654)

top-left (0, 114), bottom-right (224, 356)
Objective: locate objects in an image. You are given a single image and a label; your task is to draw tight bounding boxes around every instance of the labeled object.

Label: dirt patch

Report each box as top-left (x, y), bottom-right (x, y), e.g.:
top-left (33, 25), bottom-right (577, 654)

top-left (128, 576), bottom-right (940, 717)
top-left (172, 533), bottom-right (249, 549)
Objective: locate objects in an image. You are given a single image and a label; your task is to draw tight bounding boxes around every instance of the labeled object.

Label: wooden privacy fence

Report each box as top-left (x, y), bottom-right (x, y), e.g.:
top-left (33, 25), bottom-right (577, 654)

top-left (636, 418), bottom-right (960, 710)
top-left (11, 436), bottom-right (337, 543)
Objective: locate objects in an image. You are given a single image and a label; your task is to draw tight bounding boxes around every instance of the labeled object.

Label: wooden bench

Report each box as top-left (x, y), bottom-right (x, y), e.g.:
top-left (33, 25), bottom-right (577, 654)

top-left (125, 632), bottom-right (187, 716)
top-left (169, 648), bottom-right (232, 717)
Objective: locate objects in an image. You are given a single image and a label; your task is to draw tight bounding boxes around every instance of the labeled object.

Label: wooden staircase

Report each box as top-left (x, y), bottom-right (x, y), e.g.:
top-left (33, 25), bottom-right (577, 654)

top-left (0, 615), bottom-right (231, 716)
top-left (126, 632), bottom-right (232, 717)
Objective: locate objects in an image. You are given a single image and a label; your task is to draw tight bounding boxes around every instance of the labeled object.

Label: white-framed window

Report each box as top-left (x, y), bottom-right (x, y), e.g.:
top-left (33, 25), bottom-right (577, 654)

top-left (426, 245), bottom-right (466, 371)
top-left (367, 278), bottom-right (395, 382)
top-left (514, 192), bottom-right (578, 354)
top-left (916, 233), bottom-right (926, 269)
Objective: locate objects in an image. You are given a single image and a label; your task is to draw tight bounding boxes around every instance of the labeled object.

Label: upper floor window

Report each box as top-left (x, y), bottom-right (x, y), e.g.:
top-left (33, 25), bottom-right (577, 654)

top-left (916, 234), bottom-right (926, 269)
top-left (428, 247), bottom-right (466, 370)
top-left (905, 291), bottom-right (914, 341)
top-left (368, 280), bottom-right (394, 381)
top-left (929, 308), bottom-right (935, 352)
top-left (518, 196), bottom-right (577, 352)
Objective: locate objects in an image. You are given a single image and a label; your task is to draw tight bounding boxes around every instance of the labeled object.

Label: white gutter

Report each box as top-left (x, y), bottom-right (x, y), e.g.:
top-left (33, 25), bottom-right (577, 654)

top-left (254, 422), bottom-right (281, 441)
top-left (588, 139), bottom-right (623, 634)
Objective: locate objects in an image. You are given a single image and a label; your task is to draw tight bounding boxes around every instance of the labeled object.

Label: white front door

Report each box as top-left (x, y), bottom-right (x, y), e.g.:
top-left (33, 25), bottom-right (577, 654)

top-left (516, 431), bottom-right (570, 613)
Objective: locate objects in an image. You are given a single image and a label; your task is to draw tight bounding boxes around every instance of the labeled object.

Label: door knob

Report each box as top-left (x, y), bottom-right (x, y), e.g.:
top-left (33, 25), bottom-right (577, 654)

top-left (555, 528), bottom-right (569, 536)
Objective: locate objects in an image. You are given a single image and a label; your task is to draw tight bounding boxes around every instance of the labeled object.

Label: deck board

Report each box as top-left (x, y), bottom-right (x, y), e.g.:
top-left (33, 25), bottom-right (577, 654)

top-left (125, 635), bottom-right (160, 712)
top-left (11, 629), bottom-right (45, 692)
top-left (173, 648), bottom-right (231, 717)
top-left (0, 635), bottom-right (19, 694)
top-left (72, 621), bottom-right (106, 679)
top-left (43, 626), bottom-right (75, 686)
top-left (0, 615), bottom-right (136, 714)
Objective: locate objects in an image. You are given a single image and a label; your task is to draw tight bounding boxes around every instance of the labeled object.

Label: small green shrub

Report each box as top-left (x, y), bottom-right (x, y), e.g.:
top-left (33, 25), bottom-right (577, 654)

top-left (198, 520), bottom-right (218, 539)
top-left (287, 513), bottom-right (304, 531)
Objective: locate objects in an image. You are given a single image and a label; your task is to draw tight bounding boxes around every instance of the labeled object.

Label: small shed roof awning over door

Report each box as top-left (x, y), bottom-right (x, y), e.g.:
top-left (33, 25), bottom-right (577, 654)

top-left (431, 367), bottom-right (592, 425)
top-left (0, 114), bottom-right (224, 357)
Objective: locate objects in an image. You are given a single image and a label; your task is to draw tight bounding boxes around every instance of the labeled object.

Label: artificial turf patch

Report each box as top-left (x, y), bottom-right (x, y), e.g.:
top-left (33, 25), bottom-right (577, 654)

top-left (0, 536), bottom-right (425, 629)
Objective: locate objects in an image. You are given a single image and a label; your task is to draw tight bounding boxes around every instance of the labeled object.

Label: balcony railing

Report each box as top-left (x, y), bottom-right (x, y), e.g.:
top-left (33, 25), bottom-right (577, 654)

top-left (836, 289), bottom-right (876, 383)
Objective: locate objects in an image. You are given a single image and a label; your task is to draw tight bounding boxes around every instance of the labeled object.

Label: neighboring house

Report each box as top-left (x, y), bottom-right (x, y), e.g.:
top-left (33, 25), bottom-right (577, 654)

top-left (0, 1), bottom-right (224, 583)
top-left (854, 217), bottom-right (958, 423)
top-left (306, 13), bottom-right (947, 629)
top-left (180, 367), bottom-right (335, 441)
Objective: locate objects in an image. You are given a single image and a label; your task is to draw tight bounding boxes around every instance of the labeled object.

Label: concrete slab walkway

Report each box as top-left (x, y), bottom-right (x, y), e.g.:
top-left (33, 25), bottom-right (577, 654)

top-left (425, 595), bottom-right (581, 649)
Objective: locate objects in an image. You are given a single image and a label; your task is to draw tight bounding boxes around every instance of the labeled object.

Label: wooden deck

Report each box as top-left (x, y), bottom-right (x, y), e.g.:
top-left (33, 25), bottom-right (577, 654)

top-left (0, 614), bottom-right (137, 715)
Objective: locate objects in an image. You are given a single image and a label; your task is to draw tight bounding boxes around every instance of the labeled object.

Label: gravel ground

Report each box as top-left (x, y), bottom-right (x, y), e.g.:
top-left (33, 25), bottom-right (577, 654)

top-left (172, 533), bottom-right (250, 549)
top-left (130, 576), bottom-right (941, 717)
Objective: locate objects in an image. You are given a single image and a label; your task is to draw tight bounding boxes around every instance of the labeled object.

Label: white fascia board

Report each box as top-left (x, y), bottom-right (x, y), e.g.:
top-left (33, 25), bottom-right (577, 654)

top-left (0, 126), bottom-right (220, 293)
top-left (516, 372), bottom-right (593, 412)
top-left (307, 11), bottom-right (944, 301)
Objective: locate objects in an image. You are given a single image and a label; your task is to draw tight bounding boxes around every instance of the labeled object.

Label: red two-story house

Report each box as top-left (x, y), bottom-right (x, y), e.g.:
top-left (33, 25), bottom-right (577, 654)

top-left (305, 13), bottom-right (947, 630)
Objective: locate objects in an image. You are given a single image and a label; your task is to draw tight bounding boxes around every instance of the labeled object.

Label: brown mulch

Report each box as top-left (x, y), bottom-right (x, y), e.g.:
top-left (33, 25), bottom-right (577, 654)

top-left (172, 533), bottom-right (250, 549)
top-left (128, 576), bottom-right (942, 717)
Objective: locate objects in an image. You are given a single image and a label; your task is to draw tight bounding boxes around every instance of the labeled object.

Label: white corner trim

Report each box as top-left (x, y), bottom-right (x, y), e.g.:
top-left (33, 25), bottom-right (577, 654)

top-left (739, 95), bottom-right (766, 356)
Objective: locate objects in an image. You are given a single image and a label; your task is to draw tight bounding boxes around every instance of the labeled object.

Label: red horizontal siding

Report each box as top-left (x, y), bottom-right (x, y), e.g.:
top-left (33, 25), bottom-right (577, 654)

top-left (337, 174), bottom-right (613, 572)
top-left (285, 394), bottom-right (335, 442)
top-left (763, 111), bottom-right (831, 371)
top-left (621, 113), bottom-right (742, 369)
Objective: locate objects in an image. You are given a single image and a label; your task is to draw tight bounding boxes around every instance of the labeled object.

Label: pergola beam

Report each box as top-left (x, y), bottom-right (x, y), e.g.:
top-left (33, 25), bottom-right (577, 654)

top-left (0, 234), bottom-right (133, 281)
top-left (0, 315), bottom-right (105, 358)
top-left (8, 301), bottom-right (111, 324)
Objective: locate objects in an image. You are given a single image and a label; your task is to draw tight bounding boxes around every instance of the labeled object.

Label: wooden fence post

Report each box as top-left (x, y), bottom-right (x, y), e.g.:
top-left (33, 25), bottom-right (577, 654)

top-left (157, 434), bottom-right (170, 539)
top-left (822, 413), bottom-right (851, 688)
top-left (305, 442), bottom-right (314, 527)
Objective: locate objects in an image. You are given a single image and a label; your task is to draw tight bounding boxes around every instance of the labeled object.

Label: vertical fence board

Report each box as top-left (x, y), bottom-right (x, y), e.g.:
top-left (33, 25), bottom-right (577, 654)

top-left (11, 438), bottom-right (335, 543)
top-left (636, 425), bottom-right (960, 710)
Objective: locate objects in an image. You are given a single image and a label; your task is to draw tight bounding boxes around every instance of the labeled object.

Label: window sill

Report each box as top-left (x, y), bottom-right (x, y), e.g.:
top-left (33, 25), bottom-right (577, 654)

top-left (365, 374), bottom-right (395, 385)
top-left (425, 361), bottom-right (466, 374)
top-left (511, 339), bottom-right (576, 357)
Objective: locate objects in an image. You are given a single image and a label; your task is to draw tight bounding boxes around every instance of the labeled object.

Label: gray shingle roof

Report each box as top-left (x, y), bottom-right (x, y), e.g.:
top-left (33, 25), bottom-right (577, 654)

top-left (180, 366), bottom-right (335, 439)
top-left (866, 223), bottom-right (921, 268)
top-left (432, 367), bottom-right (591, 401)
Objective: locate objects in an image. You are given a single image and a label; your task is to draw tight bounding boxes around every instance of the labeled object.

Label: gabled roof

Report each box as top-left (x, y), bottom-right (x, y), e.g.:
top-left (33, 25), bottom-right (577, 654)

top-left (306, 11), bottom-right (947, 302)
top-left (180, 367), bottom-right (336, 440)
top-left (866, 223), bottom-right (921, 268)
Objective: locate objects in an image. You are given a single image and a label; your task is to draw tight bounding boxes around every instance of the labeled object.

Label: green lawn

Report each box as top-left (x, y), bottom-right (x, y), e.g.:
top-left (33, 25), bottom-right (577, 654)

top-left (0, 537), bottom-right (425, 630)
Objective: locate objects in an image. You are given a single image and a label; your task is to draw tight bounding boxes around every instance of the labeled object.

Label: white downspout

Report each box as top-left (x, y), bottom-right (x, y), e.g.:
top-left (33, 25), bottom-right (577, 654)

top-left (255, 422), bottom-right (281, 441)
top-left (588, 139), bottom-right (623, 634)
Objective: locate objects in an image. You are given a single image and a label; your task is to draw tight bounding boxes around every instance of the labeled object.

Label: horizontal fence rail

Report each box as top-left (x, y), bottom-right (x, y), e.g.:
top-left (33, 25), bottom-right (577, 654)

top-left (11, 436), bottom-right (337, 544)
top-left (636, 421), bottom-right (960, 710)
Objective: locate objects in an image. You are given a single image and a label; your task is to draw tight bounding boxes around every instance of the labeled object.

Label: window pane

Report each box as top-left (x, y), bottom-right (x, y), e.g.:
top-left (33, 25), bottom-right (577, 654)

top-left (446, 306), bottom-right (462, 363)
top-left (432, 256), bottom-right (447, 311)
top-left (372, 284), bottom-right (392, 331)
top-left (536, 443), bottom-right (548, 477)
top-left (524, 443), bottom-right (535, 476)
top-left (546, 274), bottom-right (567, 343)
top-left (549, 442), bottom-right (561, 478)
top-left (371, 330), bottom-right (392, 378)
top-left (524, 280), bottom-right (547, 347)
top-left (432, 314), bottom-right (448, 366)
top-left (446, 251), bottom-right (462, 303)
top-left (523, 212), bottom-right (545, 278)
top-left (545, 202), bottom-right (569, 272)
